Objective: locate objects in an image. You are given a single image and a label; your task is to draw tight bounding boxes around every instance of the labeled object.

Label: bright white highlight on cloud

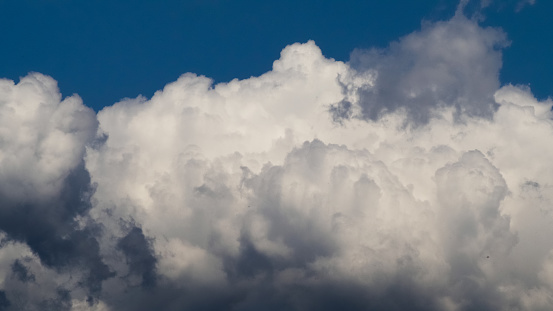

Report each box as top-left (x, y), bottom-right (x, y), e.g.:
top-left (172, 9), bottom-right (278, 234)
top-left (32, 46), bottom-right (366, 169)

top-left (1, 13), bottom-right (553, 311)
top-left (0, 73), bottom-right (97, 201)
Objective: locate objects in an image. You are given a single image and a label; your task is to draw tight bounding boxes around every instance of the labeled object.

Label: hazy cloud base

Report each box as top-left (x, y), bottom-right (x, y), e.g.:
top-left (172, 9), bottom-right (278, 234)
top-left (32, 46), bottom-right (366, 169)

top-left (1, 13), bottom-right (553, 311)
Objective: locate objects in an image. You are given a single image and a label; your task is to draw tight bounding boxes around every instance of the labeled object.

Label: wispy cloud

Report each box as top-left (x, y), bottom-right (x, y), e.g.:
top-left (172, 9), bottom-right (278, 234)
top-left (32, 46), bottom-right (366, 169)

top-left (516, 0), bottom-right (536, 12)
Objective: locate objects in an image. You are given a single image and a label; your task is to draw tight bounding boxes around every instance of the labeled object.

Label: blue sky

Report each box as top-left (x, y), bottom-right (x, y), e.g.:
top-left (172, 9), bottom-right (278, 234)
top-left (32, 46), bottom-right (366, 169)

top-left (0, 0), bottom-right (550, 111)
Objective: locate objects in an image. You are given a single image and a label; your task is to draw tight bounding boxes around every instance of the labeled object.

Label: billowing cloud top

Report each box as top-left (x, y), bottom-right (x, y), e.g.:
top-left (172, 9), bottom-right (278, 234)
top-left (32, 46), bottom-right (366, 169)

top-left (1, 14), bottom-right (553, 311)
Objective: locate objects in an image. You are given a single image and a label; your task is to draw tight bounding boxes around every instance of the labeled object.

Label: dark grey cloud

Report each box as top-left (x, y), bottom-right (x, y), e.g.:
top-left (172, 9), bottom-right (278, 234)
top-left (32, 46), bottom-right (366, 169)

top-left (0, 292), bottom-right (9, 311)
top-left (11, 259), bottom-right (35, 283)
top-left (0, 163), bottom-right (114, 302)
top-left (116, 225), bottom-right (158, 288)
top-left (39, 288), bottom-right (72, 311)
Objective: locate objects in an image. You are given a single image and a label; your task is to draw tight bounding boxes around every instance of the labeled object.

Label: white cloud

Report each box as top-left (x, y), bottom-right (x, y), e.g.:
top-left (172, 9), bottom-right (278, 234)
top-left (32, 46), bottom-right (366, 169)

top-left (2, 12), bottom-right (553, 311)
top-left (0, 73), bottom-right (104, 309)
top-left (86, 21), bottom-right (553, 308)
top-left (0, 73), bottom-right (97, 201)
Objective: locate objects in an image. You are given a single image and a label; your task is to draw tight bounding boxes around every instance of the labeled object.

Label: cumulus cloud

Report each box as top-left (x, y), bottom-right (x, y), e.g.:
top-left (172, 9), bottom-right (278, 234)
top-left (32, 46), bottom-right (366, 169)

top-left (0, 73), bottom-right (111, 308)
top-left (336, 14), bottom-right (508, 125)
top-left (2, 11), bottom-right (553, 311)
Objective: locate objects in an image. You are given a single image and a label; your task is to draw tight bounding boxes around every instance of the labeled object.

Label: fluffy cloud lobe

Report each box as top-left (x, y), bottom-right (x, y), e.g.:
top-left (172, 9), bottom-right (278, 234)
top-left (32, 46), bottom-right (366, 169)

top-left (1, 14), bottom-right (553, 311)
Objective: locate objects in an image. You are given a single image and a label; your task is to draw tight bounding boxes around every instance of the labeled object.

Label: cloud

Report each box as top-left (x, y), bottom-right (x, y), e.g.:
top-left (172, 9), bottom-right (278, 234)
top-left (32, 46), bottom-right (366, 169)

top-left (2, 11), bottom-right (553, 311)
top-left (0, 73), bottom-right (112, 307)
top-left (336, 14), bottom-right (508, 125)
top-left (11, 259), bottom-right (35, 283)
top-left (516, 0), bottom-right (536, 12)
top-left (116, 224), bottom-right (157, 288)
top-left (0, 291), bottom-right (8, 311)
top-left (459, 0), bottom-right (537, 15)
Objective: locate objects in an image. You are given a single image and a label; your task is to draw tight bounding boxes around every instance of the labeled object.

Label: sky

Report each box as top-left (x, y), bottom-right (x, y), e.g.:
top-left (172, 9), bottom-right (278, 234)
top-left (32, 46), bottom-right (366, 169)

top-left (1, 0), bottom-right (553, 310)
top-left (0, 0), bottom-right (551, 111)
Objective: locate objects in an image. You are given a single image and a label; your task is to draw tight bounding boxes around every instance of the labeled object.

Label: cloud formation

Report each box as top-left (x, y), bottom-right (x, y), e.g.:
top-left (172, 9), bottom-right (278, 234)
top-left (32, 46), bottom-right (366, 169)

top-left (341, 14), bottom-right (507, 124)
top-left (1, 13), bottom-right (553, 311)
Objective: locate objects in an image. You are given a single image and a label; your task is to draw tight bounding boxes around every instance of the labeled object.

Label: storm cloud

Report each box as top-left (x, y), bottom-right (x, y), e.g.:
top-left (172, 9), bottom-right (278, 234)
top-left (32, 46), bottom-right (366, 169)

top-left (1, 11), bottom-right (553, 311)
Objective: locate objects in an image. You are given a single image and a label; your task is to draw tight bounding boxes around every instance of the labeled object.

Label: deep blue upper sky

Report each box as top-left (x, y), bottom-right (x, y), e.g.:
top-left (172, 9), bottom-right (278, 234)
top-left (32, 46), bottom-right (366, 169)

top-left (0, 0), bottom-right (551, 111)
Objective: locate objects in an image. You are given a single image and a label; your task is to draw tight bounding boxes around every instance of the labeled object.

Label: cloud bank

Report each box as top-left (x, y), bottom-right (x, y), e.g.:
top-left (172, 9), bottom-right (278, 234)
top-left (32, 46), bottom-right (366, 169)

top-left (1, 14), bottom-right (553, 311)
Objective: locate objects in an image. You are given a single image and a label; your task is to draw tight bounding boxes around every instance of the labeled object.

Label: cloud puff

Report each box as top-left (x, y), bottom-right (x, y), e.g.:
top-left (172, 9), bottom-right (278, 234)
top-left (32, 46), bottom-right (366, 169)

top-left (336, 14), bottom-right (508, 124)
top-left (0, 73), bottom-right (111, 308)
top-left (0, 73), bottom-right (97, 200)
top-left (2, 12), bottom-right (553, 311)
